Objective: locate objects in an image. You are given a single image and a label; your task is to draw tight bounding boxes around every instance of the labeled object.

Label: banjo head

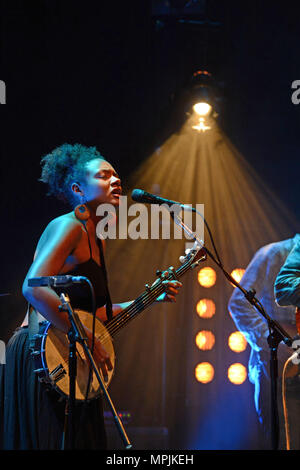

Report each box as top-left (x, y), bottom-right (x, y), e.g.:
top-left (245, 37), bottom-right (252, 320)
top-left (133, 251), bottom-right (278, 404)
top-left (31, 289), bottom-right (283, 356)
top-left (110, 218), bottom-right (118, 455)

top-left (36, 310), bottom-right (115, 401)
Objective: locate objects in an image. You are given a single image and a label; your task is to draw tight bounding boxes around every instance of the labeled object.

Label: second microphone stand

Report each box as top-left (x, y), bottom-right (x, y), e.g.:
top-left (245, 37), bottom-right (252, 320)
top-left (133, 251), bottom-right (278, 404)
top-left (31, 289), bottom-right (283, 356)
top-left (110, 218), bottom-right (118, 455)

top-left (171, 211), bottom-right (293, 450)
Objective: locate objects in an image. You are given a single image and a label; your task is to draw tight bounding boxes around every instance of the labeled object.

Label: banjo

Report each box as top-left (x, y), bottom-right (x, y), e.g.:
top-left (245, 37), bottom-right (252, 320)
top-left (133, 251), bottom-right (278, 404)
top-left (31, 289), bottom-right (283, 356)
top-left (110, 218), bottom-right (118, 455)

top-left (30, 243), bottom-right (206, 401)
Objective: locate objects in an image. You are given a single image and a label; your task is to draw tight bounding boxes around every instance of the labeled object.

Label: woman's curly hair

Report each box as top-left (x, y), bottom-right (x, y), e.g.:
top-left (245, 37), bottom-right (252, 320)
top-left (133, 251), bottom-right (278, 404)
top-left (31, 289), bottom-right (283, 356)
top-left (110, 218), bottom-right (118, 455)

top-left (39, 143), bottom-right (106, 206)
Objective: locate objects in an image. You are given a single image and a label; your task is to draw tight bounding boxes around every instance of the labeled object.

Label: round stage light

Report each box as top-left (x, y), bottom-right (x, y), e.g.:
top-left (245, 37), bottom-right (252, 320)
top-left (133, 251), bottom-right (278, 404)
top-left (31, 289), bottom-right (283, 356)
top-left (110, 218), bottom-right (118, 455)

top-left (230, 268), bottom-right (245, 286)
top-left (195, 362), bottom-right (214, 384)
top-left (195, 330), bottom-right (215, 350)
top-left (198, 267), bottom-right (216, 288)
top-left (193, 102), bottom-right (212, 117)
top-left (196, 299), bottom-right (216, 318)
top-left (228, 363), bottom-right (247, 385)
top-left (228, 331), bottom-right (247, 353)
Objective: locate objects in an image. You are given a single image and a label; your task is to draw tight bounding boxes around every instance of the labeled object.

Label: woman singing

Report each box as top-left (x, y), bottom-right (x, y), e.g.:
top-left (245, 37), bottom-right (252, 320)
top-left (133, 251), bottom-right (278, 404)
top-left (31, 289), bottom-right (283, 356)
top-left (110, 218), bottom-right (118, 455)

top-left (0, 143), bottom-right (182, 450)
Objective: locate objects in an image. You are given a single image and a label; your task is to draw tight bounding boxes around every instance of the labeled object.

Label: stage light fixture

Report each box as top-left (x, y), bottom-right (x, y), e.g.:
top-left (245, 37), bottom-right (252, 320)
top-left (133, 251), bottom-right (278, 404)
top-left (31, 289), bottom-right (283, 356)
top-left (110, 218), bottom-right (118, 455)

top-left (227, 363), bottom-right (247, 385)
top-left (230, 268), bottom-right (245, 286)
top-left (195, 330), bottom-right (215, 350)
top-left (193, 102), bottom-right (212, 117)
top-left (198, 267), bottom-right (216, 288)
top-left (188, 70), bottom-right (218, 119)
top-left (228, 331), bottom-right (247, 353)
top-left (195, 362), bottom-right (214, 384)
top-left (196, 299), bottom-right (216, 318)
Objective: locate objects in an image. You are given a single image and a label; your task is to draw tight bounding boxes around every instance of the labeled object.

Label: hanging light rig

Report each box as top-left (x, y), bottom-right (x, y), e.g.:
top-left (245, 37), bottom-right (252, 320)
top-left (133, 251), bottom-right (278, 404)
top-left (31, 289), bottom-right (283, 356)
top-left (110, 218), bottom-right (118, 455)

top-left (188, 70), bottom-right (218, 132)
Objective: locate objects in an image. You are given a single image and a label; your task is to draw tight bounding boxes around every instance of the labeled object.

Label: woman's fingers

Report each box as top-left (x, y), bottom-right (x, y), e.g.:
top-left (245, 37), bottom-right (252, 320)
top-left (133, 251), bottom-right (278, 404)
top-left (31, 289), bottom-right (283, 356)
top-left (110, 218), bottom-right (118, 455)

top-left (92, 339), bottom-right (113, 381)
top-left (158, 279), bottom-right (183, 302)
top-left (163, 280), bottom-right (182, 293)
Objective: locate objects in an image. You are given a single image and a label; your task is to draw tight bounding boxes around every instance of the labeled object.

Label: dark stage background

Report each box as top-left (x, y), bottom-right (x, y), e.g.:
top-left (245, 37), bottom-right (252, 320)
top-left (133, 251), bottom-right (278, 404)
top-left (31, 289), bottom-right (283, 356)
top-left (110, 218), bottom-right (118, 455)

top-left (0, 0), bottom-right (300, 450)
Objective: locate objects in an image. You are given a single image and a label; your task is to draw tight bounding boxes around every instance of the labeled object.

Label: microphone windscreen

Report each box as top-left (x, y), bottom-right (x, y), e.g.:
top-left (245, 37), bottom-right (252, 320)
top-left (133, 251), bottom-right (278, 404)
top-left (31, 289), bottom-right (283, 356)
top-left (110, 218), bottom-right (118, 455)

top-left (131, 189), bottom-right (145, 202)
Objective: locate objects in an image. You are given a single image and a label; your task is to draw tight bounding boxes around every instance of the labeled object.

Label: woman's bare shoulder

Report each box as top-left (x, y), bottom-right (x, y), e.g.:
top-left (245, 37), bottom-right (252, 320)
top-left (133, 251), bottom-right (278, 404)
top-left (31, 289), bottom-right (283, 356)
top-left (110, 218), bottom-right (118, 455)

top-left (46, 212), bottom-right (82, 231)
top-left (35, 212), bottom-right (84, 253)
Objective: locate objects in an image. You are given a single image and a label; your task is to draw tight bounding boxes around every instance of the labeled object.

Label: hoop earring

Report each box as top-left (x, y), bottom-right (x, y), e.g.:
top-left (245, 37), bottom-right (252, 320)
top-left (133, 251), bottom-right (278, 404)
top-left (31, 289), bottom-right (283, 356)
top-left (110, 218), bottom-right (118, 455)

top-left (74, 203), bottom-right (90, 221)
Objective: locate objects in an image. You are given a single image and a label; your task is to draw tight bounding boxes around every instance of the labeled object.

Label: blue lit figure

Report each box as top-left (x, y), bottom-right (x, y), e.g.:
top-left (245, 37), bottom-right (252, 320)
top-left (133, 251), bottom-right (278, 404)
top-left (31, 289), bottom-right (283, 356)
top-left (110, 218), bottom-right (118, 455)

top-left (228, 234), bottom-right (300, 450)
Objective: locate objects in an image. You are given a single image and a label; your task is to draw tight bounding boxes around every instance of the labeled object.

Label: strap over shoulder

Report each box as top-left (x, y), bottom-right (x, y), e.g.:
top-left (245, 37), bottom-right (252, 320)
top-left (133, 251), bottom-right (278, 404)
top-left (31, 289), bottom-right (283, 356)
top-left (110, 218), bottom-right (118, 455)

top-left (97, 238), bottom-right (113, 321)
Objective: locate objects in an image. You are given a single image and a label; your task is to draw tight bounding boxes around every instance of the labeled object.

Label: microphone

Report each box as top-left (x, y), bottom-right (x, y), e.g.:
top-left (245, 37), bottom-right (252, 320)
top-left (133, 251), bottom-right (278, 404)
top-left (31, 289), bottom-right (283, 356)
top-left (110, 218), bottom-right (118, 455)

top-left (28, 275), bottom-right (87, 287)
top-left (131, 189), bottom-right (195, 211)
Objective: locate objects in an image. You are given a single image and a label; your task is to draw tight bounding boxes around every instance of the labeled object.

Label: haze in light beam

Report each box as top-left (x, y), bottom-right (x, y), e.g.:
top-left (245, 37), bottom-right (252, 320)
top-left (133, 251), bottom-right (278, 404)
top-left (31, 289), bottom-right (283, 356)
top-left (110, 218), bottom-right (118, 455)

top-left (105, 115), bottom-right (299, 437)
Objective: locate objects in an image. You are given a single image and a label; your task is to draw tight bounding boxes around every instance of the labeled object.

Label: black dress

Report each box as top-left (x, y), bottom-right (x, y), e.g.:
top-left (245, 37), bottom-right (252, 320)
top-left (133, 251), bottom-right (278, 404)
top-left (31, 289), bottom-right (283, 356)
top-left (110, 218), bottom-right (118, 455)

top-left (0, 235), bottom-right (113, 450)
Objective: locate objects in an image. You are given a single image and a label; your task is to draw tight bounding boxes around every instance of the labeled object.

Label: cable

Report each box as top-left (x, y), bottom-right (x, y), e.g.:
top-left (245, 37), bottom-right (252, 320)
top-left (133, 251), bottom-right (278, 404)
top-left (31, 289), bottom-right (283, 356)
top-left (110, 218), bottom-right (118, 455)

top-left (192, 207), bottom-right (223, 268)
top-left (282, 355), bottom-right (294, 450)
top-left (83, 278), bottom-right (97, 402)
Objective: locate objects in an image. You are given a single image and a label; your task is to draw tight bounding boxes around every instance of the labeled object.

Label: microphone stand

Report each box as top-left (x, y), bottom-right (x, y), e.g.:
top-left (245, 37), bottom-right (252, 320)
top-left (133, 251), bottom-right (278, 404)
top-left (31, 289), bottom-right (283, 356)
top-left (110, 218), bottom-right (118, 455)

top-left (170, 211), bottom-right (293, 450)
top-left (59, 293), bottom-right (132, 450)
